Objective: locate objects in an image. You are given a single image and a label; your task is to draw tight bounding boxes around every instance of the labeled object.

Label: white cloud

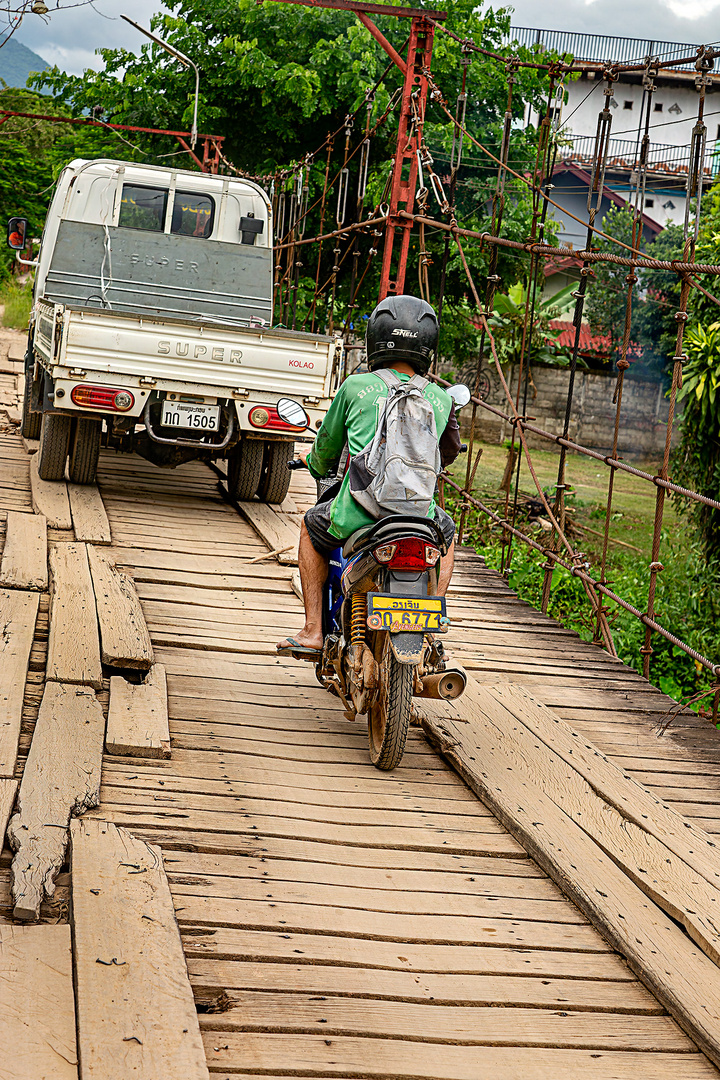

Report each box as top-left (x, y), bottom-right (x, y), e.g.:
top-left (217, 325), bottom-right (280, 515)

top-left (14, 0), bottom-right (168, 76)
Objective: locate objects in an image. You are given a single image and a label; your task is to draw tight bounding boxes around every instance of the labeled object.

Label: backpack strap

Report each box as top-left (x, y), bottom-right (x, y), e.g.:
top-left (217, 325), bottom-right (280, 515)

top-left (409, 373), bottom-right (429, 392)
top-left (373, 368), bottom-right (402, 390)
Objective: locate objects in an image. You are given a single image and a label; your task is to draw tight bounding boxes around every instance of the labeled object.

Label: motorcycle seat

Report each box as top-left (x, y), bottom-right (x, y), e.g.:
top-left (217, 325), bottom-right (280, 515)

top-left (342, 514), bottom-right (447, 559)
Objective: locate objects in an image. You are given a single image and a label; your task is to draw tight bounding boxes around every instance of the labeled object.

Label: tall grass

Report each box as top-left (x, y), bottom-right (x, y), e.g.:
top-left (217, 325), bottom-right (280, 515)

top-left (0, 278), bottom-right (33, 330)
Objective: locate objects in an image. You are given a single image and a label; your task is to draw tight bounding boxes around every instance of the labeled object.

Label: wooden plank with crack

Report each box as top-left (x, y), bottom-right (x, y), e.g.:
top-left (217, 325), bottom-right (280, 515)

top-left (106, 664), bottom-right (170, 758)
top-left (418, 681), bottom-right (720, 1072)
top-left (0, 509), bottom-right (48, 590)
top-left (87, 545), bottom-right (153, 670)
top-left (0, 924), bottom-right (78, 1079)
top-left (29, 455), bottom-right (72, 529)
top-left (8, 681), bottom-right (105, 921)
top-left (235, 499), bottom-right (300, 565)
top-left (67, 483), bottom-right (111, 544)
top-left (71, 818), bottom-right (209, 1080)
top-left (0, 588), bottom-right (40, 777)
top-left (47, 543), bottom-right (102, 689)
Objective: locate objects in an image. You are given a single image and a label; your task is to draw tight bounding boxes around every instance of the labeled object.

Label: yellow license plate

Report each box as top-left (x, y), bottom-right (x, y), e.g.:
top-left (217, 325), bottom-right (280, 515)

top-left (367, 594), bottom-right (446, 632)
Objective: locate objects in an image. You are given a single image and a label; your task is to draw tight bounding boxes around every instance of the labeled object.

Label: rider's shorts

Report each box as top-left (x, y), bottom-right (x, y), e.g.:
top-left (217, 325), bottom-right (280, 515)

top-left (305, 499), bottom-right (456, 558)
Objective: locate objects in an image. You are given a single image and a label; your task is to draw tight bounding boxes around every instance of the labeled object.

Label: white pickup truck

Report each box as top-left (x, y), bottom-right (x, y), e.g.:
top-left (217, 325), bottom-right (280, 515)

top-left (12, 158), bottom-right (342, 502)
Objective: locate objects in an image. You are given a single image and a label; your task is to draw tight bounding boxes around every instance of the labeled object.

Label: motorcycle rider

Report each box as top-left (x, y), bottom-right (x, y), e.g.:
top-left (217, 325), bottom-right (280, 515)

top-left (277, 294), bottom-right (462, 658)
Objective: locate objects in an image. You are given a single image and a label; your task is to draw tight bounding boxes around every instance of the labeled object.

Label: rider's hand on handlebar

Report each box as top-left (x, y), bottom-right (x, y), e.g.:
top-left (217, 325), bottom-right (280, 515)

top-left (296, 447), bottom-right (311, 466)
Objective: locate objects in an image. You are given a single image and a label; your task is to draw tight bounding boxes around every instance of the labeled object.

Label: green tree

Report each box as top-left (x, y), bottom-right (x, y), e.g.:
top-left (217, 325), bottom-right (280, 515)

top-left (585, 205), bottom-right (685, 377)
top-left (32, 0), bottom-right (554, 339)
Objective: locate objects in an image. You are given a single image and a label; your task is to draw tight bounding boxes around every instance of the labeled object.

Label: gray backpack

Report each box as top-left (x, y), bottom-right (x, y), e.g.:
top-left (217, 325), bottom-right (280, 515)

top-left (347, 368), bottom-right (440, 519)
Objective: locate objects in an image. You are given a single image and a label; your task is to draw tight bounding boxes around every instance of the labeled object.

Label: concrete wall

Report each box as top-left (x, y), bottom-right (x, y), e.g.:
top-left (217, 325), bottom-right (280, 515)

top-left (461, 363), bottom-right (676, 458)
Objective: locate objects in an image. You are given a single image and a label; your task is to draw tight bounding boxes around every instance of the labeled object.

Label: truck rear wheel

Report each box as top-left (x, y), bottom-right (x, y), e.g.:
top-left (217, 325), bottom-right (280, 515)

top-left (227, 438), bottom-right (264, 501)
top-left (21, 376), bottom-right (41, 440)
top-left (257, 439), bottom-right (294, 504)
top-left (68, 418), bottom-right (102, 484)
top-left (38, 413), bottom-right (72, 481)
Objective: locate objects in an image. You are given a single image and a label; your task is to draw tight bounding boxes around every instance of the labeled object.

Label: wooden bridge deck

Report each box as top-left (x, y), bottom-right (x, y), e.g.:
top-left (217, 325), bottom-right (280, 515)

top-left (2, 332), bottom-right (720, 1078)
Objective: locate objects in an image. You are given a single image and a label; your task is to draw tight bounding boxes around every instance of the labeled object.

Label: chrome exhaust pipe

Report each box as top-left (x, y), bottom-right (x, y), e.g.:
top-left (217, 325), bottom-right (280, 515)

top-left (417, 665), bottom-right (467, 700)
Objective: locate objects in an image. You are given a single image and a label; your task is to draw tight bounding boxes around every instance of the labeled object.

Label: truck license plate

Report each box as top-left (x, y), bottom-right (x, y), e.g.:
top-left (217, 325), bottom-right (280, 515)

top-left (161, 400), bottom-right (220, 431)
top-left (367, 594), bottom-right (446, 632)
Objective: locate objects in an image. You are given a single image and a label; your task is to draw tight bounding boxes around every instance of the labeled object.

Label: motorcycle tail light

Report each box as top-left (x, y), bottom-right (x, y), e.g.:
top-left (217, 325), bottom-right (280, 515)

top-left (71, 385), bottom-right (135, 411)
top-left (373, 543), bottom-right (397, 564)
top-left (380, 537), bottom-right (440, 570)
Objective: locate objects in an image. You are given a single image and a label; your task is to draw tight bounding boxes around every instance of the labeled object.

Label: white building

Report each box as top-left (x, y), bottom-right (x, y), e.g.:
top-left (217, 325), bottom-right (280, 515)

top-left (512, 27), bottom-right (720, 242)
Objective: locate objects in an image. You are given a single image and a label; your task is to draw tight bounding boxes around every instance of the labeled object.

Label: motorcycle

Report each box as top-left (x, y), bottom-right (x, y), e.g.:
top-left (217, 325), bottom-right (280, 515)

top-left (286, 383), bottom-right (470, 771)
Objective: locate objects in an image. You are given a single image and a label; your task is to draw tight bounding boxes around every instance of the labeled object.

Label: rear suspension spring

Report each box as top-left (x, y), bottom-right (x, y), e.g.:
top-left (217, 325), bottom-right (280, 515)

top-left (350, 593), bottom-right (367, 646)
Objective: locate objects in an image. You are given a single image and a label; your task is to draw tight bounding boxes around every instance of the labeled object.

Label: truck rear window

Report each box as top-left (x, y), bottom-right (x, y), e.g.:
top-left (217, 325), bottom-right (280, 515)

top-left (171, 192), bottom-right (214, 238)
top-left (118, 185), bottom-right (168, 231)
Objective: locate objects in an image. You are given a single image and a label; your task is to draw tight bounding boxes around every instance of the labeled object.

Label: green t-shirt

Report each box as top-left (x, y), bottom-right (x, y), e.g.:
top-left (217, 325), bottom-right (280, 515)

top-left (306, 368), bottom-right (453, 540)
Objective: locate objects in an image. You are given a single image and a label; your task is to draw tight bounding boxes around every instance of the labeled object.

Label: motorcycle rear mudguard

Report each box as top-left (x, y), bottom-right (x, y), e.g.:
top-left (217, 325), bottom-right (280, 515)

top-left (385, 569), bottom-right (430, 666)
top-left (388, 630), bottom-right (425, 665)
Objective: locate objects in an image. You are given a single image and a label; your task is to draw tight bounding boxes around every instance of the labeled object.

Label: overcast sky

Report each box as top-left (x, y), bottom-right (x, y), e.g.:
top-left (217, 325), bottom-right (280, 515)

top-left (12, 0), bottom-right (720, 76)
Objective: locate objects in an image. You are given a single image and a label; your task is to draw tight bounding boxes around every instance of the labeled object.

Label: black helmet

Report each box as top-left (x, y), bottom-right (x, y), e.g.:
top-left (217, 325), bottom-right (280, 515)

top-left (366, 294), bottom-right (439, 375)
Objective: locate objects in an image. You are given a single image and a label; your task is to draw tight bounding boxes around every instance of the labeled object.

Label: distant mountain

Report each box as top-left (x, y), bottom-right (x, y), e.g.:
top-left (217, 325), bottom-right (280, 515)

top-left (0, 38), bottom-right (50, 89)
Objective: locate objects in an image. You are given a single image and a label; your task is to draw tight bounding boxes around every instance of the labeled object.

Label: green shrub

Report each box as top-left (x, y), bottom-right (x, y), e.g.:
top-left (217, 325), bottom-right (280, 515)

top-left (1, 278), bottom-right (32, 330)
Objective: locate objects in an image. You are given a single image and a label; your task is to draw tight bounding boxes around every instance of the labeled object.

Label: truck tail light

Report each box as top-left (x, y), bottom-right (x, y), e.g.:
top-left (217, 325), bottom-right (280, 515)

top-left (373, 537), bottom-right (441, 570)
top-left (71, 385), bottom-right (135, 411)
top-left (248, 405), bottom-right (306, 432)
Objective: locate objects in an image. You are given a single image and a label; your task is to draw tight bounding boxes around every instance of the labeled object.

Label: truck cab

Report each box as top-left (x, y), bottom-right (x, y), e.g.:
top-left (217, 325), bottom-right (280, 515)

top-left (19, 159), bottom-right (342, 503)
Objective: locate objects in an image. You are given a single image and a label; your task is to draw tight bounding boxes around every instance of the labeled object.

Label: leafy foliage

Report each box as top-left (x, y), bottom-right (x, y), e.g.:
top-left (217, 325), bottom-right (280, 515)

top-left (488, 280), bottom-right (576, 368)
top-left (0, 85), bottom-right (137, 280)
top-left (584, 205), bottom-right (685, 377)
top-left (31, 0), bottom-right (556, 332)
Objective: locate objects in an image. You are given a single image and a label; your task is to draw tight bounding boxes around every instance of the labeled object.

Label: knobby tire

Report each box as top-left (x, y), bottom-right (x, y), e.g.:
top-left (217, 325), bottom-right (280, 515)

top-left (368, 651), bottom-right (412, 771)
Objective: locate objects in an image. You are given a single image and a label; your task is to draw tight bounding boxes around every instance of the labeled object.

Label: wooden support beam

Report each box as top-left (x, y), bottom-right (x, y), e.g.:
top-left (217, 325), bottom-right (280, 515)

top-left (0, 588), bottom-right (39, 777)
top-left (419, 681), bottom-right (720, 1072)
top-left (8, 682), bottom-right (105, 921)
top-left (0, 510), bottom-right (48, 590)
top-left (0, 924), bottom-right (78, 1079)
top-left (68, 483), bottom-right (111, 544)
top-left (47, 543), bottom-right (102, 689)
top-left (106, 664), bottom-right (170, 758)
top-left (71, 818), bottom-right (209, 1080)
top-left (29, 455), bottom-right (72, 529)
top-left (88, 545), bottom-right (154, 670)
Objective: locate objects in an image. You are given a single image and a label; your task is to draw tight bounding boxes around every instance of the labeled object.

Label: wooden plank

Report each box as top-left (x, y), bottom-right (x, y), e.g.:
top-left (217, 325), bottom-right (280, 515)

top-left (21, 435), bottom-right (39, 455)
top-left (187, 958), bottom-right (661, 1013)
top-left (181, 926), bottom-right (627, 976)
top-left (235, 499), bottom-right (300, 565)
top-left (0, 777), bottom-right (16, 842)
top-left (0, 588), bottom-right (39, 776)
top-left (8, 682), bottom-right (105, 921)
top-left (198, 990), bottom-right (693, 1049)
top-left (0, 924), bottom-right (78, 1079)
top-left (486, 684), bottom-right (720, 890)
top-left (68, 483), bottom-right (111, 544)
top-left (0, 510), bottom-right (47, 590)
top-left (204, 1035), bottom-right (719, 1079)
top-left (29, 455), bottom-right (72, 529)
top-left (71, 818), bottom-right (208, 1080)
top-left (419, 684), bottom-right (720, 1072)
top-left (106, 664), bottom-right (170, 758)
top-left (47, 543), bottom-right (102, 689)
top-left (87, 544), bottom-right (153, 670)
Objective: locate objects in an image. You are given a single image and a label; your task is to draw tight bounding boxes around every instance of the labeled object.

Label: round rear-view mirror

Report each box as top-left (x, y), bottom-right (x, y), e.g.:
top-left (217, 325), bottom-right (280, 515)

top-left (447, 383), bottom-right (471, 409)
top-left (7, 217), bottom-right (28, 251)
top-left (277, 397), bottom-right (309, 430)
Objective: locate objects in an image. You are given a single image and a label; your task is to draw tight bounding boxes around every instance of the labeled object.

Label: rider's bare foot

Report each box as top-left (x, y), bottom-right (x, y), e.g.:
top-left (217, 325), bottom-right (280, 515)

top-left (277, 629), bottom-right (323, 652)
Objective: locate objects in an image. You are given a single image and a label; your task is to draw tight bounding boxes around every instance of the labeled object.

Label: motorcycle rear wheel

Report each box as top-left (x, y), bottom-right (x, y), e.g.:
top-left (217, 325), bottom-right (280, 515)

top-left (367, 644), bottom-right (412, 771)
